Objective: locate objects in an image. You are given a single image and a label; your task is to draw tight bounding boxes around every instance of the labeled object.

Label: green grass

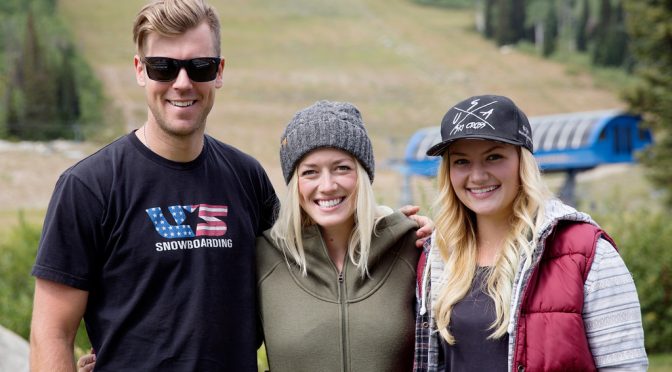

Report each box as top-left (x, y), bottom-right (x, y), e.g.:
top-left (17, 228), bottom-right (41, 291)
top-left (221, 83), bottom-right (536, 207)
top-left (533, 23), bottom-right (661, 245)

top-left (649, 353), bottom-right (672, 372)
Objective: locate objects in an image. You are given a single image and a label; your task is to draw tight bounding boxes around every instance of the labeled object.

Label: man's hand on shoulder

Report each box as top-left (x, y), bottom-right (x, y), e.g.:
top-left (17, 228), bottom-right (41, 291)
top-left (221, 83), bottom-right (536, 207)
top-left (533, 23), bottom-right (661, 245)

top-left (399, 205), bottom-right (433, 248)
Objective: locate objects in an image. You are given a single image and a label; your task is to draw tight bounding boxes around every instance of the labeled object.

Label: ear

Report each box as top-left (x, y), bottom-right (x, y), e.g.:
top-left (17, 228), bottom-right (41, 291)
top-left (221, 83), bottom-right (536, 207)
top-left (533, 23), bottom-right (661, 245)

top-left (134, 55), bottom-right (146, 87)
top-left (214, 57), bottom-right (225, 89)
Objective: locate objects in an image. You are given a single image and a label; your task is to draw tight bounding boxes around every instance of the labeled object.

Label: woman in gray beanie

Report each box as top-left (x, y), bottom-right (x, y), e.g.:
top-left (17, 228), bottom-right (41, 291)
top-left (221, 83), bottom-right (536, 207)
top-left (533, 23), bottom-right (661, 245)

top-left (256, 100), bottom-right (421, 372)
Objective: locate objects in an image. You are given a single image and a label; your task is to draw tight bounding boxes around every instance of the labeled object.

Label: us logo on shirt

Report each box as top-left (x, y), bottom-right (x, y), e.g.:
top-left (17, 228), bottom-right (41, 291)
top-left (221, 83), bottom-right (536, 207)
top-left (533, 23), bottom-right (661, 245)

top-left (146, 204), bottom-right (228, 238)
top-left (145, 204), bottom-right (234, 252)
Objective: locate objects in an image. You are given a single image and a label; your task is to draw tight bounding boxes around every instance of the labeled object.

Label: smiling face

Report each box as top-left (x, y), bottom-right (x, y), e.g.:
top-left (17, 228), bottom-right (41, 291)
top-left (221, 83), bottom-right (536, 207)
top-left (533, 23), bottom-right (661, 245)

top-left (297, 148), bottom-right (358, 232)
top-left (134, 21), bottom-right (224, 139)
top-left (448, 139), bottom-right (521, 223)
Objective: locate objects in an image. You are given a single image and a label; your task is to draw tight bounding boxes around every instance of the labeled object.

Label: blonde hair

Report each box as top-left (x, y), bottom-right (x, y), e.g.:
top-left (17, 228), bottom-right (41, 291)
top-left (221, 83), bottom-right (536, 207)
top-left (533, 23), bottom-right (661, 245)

top-left (433, 147), bottom-right (550, 344)
top-left (133, 0), bottom-right (221, 57)
top-left (270, 159), bottom-right (390, 278)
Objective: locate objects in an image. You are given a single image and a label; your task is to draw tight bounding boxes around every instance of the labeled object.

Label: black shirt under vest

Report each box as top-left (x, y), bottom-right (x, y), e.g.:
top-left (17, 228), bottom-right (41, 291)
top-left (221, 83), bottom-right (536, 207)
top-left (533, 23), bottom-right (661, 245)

top-left (441, 266), bottom-right (508, 371)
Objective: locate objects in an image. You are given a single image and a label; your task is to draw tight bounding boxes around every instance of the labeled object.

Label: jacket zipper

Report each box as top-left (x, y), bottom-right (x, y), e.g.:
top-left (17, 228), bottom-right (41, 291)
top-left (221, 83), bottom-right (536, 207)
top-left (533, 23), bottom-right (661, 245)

top-left (338, 270), bottom-right (348, 372)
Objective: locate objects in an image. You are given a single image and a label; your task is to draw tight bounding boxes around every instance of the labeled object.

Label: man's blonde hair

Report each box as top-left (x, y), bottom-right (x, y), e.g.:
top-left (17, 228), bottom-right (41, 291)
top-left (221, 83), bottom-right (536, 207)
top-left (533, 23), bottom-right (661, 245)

top-left (133, 0), bottom-right (221, 57)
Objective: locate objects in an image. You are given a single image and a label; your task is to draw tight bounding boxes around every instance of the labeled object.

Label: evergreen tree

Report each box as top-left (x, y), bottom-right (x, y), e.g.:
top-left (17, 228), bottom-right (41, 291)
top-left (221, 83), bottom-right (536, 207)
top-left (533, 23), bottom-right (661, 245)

top-left (493, 0), bottom-right (527, 46)
top-left (557, 0), bottom-right (577, 52)
top-left (543, 2), bottom-right (559, 56)
top-left (623, 0), bottom-right (672, 207)
top-left (591, 0), bottom-right (610, 64)
top-left (592, 0), bottom-right (628, 66)
top-left (57, 43), bottom-right (81, 138)
top-left (484, 0), bottom-right (495, 39)
top-left (494, 0), bottom-right (512, 45)
top-left (590, 0), bottom-right (625, 66)
top-left (18, 10), bottom-right (59, 139)
top-left (576, 0), bottom-right (590, 51)
top-left (4, 86), bottom-right (20, 139)
top-left (596, 0), bottom-right (611, 33)
top-left (511, 0), bottom-right (527, 43)
top-left (607, 1), bottom-right (628, 66)
top-left (1, 0), bottom-right (105, 141)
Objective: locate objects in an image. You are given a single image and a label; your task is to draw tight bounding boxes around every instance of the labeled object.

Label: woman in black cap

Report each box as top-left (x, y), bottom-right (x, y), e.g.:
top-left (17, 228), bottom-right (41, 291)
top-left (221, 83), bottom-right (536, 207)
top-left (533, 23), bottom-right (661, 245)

top-left (414, 95), bottom-right (648, 372)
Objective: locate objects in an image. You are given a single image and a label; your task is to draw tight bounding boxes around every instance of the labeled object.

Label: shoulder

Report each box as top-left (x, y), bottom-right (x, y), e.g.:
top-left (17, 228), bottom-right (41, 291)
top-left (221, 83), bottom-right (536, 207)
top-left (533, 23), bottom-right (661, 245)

top-left (376, 211), bottom-right (419, 253)
top-left (66, 134), bottom-right (131, 178)
top-left (544, 221), bottom-right (602, 264)
top-left (539, 199), bottom-right (596, 231)
top-left (376, 211), bottom-right (418, 236)
top-left (256, 230), bottom-right (286, 282)
top-left (205, 135), bottom-right (277, 208)
top-left (52, 134), bottom-right (132, 202)
top-left (548, 222), bottom-right (603, 246)
top-left (586, 237), bottom-right (629, 285)
top-left (540, 199), bottom-right (603, 255)
top-left (205, 135), bottom-right (266, 172)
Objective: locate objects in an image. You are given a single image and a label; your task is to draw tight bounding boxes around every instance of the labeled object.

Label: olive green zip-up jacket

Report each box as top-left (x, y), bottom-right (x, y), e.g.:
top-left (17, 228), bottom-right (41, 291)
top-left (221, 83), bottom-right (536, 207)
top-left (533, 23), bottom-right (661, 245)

top-left (256, 211), bottom-right (420, 372)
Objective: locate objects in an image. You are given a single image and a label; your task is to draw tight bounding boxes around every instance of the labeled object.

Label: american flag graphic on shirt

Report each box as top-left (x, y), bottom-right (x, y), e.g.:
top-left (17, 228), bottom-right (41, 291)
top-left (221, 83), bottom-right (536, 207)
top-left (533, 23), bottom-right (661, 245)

top-left (146, 204), bottom-right (228, 239)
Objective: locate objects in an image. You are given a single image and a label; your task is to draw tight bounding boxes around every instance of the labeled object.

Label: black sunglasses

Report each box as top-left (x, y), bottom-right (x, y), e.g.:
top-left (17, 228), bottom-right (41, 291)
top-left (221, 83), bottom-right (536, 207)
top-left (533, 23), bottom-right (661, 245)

top-left (142, 57), bottom-right (221, 82)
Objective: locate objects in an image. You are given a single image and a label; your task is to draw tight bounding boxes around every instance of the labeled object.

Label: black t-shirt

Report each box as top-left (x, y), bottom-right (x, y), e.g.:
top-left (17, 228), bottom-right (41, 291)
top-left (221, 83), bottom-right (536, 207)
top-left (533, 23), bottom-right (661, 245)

top-left (441, 266), bottom-right (508, 372)
top-left (32, 132), bottom-right (278, 371)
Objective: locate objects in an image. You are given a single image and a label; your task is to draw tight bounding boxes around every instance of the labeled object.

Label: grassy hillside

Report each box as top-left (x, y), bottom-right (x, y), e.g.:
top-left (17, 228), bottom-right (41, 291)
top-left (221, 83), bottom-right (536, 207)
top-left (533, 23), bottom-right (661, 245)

top-left (55, 0), bottom-right (625, 207)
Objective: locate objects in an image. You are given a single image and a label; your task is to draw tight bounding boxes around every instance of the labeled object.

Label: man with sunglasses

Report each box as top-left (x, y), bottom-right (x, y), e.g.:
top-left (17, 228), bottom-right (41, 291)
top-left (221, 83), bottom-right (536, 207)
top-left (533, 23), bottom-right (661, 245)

top-left (29, 1), bottom-right (277, 371)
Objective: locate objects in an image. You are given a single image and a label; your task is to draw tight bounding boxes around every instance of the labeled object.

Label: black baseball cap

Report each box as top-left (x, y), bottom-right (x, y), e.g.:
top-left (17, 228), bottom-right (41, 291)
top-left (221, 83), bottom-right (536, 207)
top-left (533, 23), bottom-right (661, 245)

top-left (426, 94), bottom-right (534, 156)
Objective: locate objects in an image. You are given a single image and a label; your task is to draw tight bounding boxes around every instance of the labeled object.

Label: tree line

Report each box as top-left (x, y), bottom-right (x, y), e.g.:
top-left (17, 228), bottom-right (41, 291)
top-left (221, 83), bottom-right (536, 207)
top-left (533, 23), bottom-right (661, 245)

top-left (0, 0), bottom-right (105, 141)
top-left (475, 0), bottom-right (630, 66)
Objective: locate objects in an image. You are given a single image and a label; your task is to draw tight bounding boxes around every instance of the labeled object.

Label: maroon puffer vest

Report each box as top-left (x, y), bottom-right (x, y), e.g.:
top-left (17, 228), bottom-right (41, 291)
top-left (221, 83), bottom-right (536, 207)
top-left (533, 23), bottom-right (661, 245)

top-left (512, 221), bottom-right (616, 372)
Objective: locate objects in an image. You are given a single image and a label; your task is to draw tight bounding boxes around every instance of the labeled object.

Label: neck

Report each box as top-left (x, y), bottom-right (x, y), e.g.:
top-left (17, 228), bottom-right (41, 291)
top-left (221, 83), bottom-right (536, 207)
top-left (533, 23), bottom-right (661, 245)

top-left (138, 122), bottom-right (205, 162)
top-left (475, 216), bottom-right (509, 266)
top-left (319, 221), bottom-right (354, 273)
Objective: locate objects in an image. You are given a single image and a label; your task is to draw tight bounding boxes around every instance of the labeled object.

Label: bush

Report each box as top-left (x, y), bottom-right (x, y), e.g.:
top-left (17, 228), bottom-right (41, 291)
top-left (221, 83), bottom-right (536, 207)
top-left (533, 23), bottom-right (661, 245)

top-left (0, 212), bottom-right (90, 352)
top-left (0, 212), bottom-right (40, 339)
top-left (593, 208), bottom-right (672, 353)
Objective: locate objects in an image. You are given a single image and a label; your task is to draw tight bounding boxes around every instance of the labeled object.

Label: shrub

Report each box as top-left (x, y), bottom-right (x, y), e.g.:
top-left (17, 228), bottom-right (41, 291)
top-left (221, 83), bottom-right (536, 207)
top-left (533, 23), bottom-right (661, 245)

top-left (0, 212), bottom-right (40, 339)
top-left (593, 208), bottom-right (672, 353)
top-left (0, 212), bottom-right (90, 352)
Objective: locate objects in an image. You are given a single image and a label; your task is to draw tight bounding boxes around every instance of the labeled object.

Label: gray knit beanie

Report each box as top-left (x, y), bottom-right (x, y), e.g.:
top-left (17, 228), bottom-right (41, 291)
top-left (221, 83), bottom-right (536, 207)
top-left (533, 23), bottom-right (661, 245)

top-left (279, 100), bottom-right (374, 184)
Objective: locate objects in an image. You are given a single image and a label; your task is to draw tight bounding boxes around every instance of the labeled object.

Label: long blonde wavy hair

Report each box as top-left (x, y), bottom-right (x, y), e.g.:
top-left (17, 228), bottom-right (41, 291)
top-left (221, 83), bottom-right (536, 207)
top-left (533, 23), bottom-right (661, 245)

top-left (433, 147), bottom-right (551, 344)
top-left (270, 158), bottom-right (391, 278)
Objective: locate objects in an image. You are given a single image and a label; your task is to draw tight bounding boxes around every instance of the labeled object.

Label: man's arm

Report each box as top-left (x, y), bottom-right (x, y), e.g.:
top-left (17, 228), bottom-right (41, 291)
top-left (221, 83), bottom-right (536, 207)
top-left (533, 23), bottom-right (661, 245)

top-left (30, 278), bottom-right (88, 372)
